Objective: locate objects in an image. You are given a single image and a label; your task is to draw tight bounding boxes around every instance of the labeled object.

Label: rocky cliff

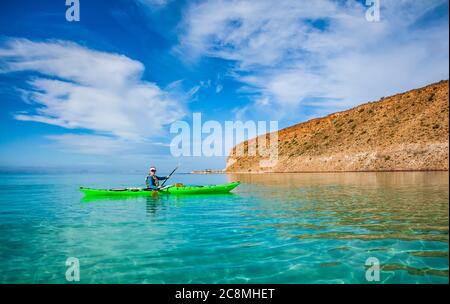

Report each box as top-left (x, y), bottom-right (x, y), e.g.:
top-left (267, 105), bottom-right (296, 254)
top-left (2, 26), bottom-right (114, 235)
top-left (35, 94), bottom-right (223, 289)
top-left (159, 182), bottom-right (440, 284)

top-left (226, 80), bottom-right (449, 173)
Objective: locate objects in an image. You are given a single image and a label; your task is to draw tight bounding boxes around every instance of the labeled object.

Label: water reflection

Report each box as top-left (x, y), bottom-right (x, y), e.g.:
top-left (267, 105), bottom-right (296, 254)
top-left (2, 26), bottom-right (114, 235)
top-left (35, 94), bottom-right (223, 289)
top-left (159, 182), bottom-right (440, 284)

top-left (227, 171), bottom-right (448, 188)
top-left (145, 196), bottom-right (159, 216)
top-left (227, 172), bottom-right (448, 240)
top-left (227, 172), bottom-right (449, 278)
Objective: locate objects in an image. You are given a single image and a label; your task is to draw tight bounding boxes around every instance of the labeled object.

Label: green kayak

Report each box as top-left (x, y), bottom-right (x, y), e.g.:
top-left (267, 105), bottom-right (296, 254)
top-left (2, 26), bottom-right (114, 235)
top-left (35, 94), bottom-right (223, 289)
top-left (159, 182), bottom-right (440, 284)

top-left (80, 181), bottom-right (240, 197)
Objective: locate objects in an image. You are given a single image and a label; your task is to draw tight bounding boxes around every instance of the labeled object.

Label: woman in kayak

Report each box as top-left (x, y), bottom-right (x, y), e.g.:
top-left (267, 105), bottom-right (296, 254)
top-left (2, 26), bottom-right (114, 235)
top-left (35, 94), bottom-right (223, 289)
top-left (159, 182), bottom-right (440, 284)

top-left (145, 167), bottom-right (170, 190)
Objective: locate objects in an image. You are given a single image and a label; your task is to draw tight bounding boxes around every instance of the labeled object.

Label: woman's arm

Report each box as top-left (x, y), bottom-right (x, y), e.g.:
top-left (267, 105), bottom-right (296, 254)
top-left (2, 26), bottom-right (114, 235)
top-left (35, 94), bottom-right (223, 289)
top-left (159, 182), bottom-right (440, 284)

top-left (156, 175), bottom-right (170, 180)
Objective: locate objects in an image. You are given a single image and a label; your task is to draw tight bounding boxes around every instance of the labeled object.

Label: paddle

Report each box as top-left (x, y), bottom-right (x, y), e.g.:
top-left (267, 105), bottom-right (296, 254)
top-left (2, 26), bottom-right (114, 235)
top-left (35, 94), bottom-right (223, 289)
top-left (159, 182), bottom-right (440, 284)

top-left (149, 165), bottom-right (179, 196)
top-left (161, 165), bottom-right (178, 188)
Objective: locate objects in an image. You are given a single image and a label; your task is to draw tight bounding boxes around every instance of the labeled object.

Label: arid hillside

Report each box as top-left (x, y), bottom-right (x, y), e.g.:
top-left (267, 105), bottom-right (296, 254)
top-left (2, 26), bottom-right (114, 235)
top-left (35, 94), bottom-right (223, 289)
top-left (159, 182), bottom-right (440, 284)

top-left (226, 80), bottom-right (449, 173)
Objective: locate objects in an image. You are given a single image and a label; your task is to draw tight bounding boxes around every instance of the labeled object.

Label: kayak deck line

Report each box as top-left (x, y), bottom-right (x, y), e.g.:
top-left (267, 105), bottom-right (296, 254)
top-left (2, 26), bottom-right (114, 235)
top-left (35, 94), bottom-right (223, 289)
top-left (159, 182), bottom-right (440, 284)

top-left (80, 181), bottom-right (240, 196)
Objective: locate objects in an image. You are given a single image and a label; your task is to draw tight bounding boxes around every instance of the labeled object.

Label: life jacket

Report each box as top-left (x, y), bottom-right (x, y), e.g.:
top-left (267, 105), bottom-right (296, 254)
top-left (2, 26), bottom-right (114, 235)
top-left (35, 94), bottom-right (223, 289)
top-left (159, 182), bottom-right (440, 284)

top-left (145, 175), bottom-right (160, 187)
top-left (151, 175), bottom-right (160, 187)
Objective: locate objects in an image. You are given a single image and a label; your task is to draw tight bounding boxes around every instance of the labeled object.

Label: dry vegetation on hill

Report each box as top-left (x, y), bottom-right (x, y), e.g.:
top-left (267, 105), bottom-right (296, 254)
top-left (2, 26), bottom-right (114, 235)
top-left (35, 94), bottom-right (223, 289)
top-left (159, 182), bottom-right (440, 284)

top-left (226, 80), bottom-right (449, 172)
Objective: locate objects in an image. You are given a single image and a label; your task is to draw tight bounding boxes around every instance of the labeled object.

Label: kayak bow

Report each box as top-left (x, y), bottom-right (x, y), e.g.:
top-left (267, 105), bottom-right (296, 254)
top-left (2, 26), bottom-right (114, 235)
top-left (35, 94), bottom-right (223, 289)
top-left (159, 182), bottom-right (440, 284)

top-left (80, 182), bottom-right (240, 197)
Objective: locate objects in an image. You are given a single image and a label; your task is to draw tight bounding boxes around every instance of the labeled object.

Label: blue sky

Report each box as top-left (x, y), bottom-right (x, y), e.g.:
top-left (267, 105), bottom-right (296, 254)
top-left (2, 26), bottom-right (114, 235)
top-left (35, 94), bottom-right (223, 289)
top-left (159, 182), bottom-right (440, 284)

top-left (0, 0), bottom-right (448, 173)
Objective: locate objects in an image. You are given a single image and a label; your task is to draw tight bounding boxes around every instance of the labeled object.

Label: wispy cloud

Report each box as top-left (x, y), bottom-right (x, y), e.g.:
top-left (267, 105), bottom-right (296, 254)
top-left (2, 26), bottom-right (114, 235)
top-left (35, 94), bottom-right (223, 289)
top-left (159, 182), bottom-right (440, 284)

top-left (178, 0), bottom-right (449, 120)
top-left (0, 38), bottom-right (186, 152)
top-left (136, 0), bottom-right (170, 8)
top-left (215, 84), bottom-right (223, 93)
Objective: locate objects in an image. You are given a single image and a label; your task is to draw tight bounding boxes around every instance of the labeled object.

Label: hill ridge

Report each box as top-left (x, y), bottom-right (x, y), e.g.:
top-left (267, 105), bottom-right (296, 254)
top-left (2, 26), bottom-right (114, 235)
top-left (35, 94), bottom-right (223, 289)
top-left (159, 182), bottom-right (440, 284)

top-left (226, 80), bottom-right (449, 173)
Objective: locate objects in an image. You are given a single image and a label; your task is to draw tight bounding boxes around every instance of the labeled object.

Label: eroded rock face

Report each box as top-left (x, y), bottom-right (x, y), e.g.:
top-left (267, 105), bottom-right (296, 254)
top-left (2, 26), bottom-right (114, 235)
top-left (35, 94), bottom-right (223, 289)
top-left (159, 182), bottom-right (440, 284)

top-left (226, 80), bottom-right (449, 173)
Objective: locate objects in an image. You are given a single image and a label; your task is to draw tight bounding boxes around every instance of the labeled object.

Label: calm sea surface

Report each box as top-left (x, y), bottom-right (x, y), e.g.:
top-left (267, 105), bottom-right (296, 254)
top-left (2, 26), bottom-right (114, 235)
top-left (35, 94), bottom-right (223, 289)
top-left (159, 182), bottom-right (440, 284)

top-left (0, 172), bottom-right (448, 283)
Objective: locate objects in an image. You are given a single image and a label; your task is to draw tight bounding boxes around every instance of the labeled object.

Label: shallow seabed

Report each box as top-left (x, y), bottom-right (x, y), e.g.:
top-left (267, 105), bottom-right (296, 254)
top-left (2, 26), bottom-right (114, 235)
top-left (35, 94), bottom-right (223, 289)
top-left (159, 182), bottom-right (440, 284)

top-left (0, 172), bottom-right (448, 283)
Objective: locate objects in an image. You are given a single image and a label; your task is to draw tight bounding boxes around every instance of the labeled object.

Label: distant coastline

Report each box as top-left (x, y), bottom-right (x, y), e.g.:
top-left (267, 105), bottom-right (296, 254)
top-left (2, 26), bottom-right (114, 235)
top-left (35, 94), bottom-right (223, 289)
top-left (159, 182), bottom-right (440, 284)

top-left (191, 169), bottom-right (225, 174)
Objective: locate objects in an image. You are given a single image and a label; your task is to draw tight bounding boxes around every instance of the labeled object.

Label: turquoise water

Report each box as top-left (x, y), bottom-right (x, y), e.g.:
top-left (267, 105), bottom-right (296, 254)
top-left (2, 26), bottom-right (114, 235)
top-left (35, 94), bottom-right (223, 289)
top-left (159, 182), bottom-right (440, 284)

top-left (0, 172), bottom-right (448, 283)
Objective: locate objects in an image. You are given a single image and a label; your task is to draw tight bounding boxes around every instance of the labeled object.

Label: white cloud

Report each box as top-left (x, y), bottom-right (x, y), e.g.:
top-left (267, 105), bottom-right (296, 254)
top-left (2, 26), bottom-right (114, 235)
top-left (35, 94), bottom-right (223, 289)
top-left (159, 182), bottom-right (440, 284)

top-left (0, 38), bottom-right (186, 151)
top-left (136, 0), bottom-right (170, 8)
top-left (178, 0), bottom-right (449, 119)
top-left (215, 84), bottom-right (223, 93)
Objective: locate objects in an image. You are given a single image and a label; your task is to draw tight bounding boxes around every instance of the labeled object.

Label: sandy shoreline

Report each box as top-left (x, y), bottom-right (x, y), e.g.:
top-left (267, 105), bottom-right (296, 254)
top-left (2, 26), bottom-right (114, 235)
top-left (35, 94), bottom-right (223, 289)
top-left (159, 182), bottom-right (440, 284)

top-left (224, 169), bottom-right (449, 174)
